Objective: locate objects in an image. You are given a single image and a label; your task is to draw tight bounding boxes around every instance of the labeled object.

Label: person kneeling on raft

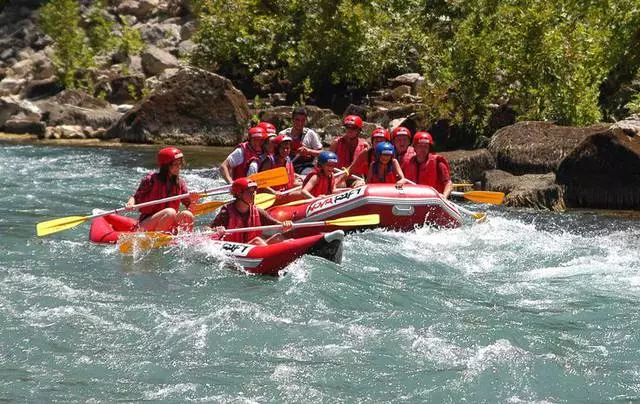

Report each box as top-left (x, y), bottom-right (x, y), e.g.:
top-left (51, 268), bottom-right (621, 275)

top-left (126, 147), bottom-right (199, 233)
top-left (209, 178), bottom-right (293, 246)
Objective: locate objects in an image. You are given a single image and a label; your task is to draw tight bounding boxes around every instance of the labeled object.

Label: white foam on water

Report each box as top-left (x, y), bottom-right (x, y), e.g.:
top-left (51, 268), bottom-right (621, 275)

top-left (142, 382), bottom-right (197, 400)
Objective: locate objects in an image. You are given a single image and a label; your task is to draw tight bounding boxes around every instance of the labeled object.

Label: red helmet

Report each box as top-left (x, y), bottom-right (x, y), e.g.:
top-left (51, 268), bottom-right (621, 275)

top-left (157, 146), bottom-right (184, 166)
top-left (257, 121), bottom-right (277, 134)
top-left (391, 126), bottom-right (412, 140)
top-left (371, 127), bottom-right (390, 141)
top-left (231, 177), bottom-right (258, 196)
top-left (413, 131), bottom-right (434, 146)
top-left (272, 134), bottom-right (292, 146)
top-left (343, 115), bottom-right (363, 129)
top-left (248, 126), bottom-right (267, 140)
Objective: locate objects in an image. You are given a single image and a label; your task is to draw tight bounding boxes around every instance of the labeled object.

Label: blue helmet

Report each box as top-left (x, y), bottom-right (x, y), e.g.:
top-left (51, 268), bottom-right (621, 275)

top-left (375, 141), bottom-right (395, 156)
top-left (318, 150), bottom-right (338, 165)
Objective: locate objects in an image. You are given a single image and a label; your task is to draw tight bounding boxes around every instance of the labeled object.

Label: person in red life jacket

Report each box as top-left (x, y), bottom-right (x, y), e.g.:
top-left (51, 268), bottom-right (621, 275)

top-left (366, 141), bottom-right (409, 187)
top-left (209, 178), bottom-right (293, 246)
top-left (391, 126), bottom-right (416, 170)
top-left (279, 107), bottom-right (323, 175)
top-left (301, 150), bottom-right (348, 198)
top-left (258, 121), bottom-right (278, 156)
top-left (347, 127), bottom-right (390, 186)
top-left (219, 126), bottom-right (266, 183)
top-left (259, 134), bottom-right (302, 193)
top-left (126, 147), bottom-right (198, 232)
top-left (330, 114), bottom-right (369, 169)
top-left (404, 131), bottom-right (453, 198)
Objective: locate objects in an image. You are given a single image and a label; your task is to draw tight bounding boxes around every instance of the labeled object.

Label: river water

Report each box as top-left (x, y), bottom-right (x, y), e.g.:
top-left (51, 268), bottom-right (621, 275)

top-left (2, 143), bottom-right (639, 402)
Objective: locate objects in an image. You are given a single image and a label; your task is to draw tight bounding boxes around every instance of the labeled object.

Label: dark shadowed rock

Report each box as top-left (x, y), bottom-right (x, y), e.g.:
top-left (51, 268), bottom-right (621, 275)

top-left (21, 76), bottom-right (63, 99)
top-left (443, 149), bottom-right (496, 183)
top-left (483, 169), bottom-right (565, 211)
top-left (556, 128), bottom-right (640, 209)
top-left (2, 118), bottom-right (45, 136)
top-left (488, 121), bottom-right (610, 174)
top-left (106, 67), bottom-right (249, 145)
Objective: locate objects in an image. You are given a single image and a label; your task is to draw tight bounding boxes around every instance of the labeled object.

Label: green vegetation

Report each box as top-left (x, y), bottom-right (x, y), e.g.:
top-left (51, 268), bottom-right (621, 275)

top-left (39, 0), bottom-right (144, 90)
top-left (191, 0), bottom-right (640, 137)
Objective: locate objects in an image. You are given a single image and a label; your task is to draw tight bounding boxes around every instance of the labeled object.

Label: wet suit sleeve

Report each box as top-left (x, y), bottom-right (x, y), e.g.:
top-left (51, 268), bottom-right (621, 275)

top-left (210, 209), bottom-right (230, 228)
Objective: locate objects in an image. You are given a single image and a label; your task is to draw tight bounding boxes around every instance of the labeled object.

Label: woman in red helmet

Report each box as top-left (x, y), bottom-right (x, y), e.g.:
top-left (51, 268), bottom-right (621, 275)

top-left (404, 131), bottom-right (453, 198)
top-left (126, 147), bottom-right (198, 232)
top-left (209, 177), bottom-right (293, 245)
top-left (219, 126), bottom-right (266, 183)
top-left (259, 134), bottom-right (302, 195)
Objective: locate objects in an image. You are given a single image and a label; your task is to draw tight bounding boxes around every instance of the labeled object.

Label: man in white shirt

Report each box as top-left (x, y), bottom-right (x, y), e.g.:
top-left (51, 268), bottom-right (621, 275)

top-left (278, 107), bottom-right (323, 175)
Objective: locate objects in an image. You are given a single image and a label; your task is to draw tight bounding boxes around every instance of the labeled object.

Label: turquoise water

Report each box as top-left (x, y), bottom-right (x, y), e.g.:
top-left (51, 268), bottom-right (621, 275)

top-left (2, 143), bottom-right (640, 402)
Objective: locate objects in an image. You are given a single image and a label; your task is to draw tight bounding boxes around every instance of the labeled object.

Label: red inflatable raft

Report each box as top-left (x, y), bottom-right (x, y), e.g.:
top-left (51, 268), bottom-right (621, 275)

top-left (267, 183), bottom-right (464, 238)
top-left (89, 214), bottom-right (344, 275)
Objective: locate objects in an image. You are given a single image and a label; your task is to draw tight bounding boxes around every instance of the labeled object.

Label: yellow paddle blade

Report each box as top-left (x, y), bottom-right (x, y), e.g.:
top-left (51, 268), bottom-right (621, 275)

top-left (36, 215), bottom-right (89, 237)
top-left (249, 167), bottom-right (288, 188)
top-left (460, 191), bottom-right (505, 205)
top-left (118, 232), bottom-right (174, 254)
top-left (191, 200), bottom-right (228, 216)
top-left (324, 214), bottom-right (380, 227)
top-left (255, 193), bottom-right (277, 209)
top-left (453, 183), bottom-right (474, 188)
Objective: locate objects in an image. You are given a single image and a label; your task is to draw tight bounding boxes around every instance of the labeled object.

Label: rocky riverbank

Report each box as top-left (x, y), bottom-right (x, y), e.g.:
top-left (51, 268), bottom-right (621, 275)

top-left (1, 1), bottom-right (639, 211)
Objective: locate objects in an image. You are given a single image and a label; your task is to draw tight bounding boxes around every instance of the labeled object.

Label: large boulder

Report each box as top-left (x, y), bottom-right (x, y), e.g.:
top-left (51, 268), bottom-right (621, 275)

top-left (443, 149), bottom-right (496, 183)
top-left (488, 121), bottom-right (610, 174)
top-left (0, 95), bottom-right (41, 126)
top-left (36, 90), bottom-right (121, 129)
top-left (556, 128), bottom-right (640, 209)
top-left (106, 67), bottom-right (249, 145)
top-left (483, 169), bottom-right (565, 211)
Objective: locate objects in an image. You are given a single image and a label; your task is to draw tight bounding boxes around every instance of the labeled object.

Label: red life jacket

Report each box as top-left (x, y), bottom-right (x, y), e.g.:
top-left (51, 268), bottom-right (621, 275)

top-left (232, 142), bottom-right (261, 180)
top-left (302, 168), bottom-right (334, 197)
top-left (369, 161), bottom-right (397, 184)
top-left (398, 146), bottom-right (416, 171)
top-left (334, 135), bottom-right (369, 168)
top-left (137, 173), bottom-right (188, 218)
top-left (273, 157), bottom-right (295, 191)
top-left (351, 148), bottom-right (374, 176)
top-left (222, 202), bottom-right (262, 243)
top-left (403, 153), bottom-right (451, 193)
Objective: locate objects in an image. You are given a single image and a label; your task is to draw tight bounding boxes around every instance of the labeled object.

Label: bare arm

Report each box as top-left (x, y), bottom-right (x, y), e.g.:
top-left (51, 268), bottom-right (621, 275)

top-left (219, 159), bottom-right (233, 184)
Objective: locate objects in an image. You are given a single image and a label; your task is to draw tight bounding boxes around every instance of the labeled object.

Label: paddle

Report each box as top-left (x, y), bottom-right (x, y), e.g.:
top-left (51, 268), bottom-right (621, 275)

top-left (452, 202), bottom-right (487, 221)
top-left (118, 214), bottom-right (380, 254)
top-left (451, 190), bottom-right (504, 205)
top-left (36, 168), bottom-right (289, 237)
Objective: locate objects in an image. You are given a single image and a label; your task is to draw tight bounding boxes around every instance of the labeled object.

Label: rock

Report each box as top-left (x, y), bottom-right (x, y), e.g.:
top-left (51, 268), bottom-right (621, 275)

top-left (610, 115), bottom-right (640, 138)
top-left (36, 91), bottom-right (121, 129)
top-left (0, 77), bottom-right (25, 95)
top-left (343, 104), bottom-right (367, 120)
top-left (487, 103), bottom-right (517, 136)
top-left (482, 169), bottom-right (565, 211)
top-left (2, 118), bottom-right (45, 136)
top-left (180, 20), bottom-right (197, 40)
top-left (57, 125), bottom-right (86, 139)
top-left (138, 22), bottom-right (182, 49)
top-left (115, 104), bottom-right (134, 113)
top-left (389, 73), bottom-right (424, 95)
top-left (367, 103), bottom-right (422, 128)
top-left (141, 45), bottom-right (180, 76)
top-left (117, 0), bottom-right (160, 19)
top-left (177, 40), bottom-right (196, 57)
top-left (106, 67), bottom-right (250, 145)
top-left (443, 149), bottom-right (496, 183)
top-left (103, 75), bottom-right (145, 104)
top-left (21, 76), bottom-right (63, 99)
top-left (556, 128), bottom-right (640, 209)
top-left (488, 121), bottom-right (610, 175)
top-left (0, 95), bottom-right (41, 125)
top-left (382, 85), bottom-right (412, 102)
